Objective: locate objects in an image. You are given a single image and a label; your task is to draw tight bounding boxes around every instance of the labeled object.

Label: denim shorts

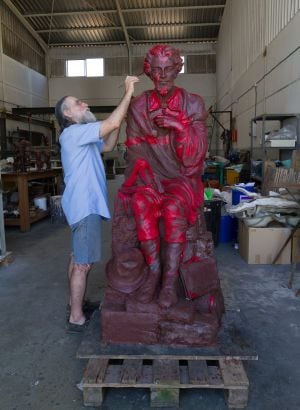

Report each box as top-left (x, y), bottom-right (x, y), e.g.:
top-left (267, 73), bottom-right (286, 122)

top-left (70, 214), bottom-right (102, 264)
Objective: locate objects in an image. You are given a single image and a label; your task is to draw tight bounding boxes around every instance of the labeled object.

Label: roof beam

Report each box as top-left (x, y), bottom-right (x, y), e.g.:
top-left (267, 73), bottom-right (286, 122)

top-left (12, 106), bottom-right (116, 115)
top-left (48, 37), bottom-right (218, 47)
top-left (3, 0), bottom-right (48, 53)
top-left (24, 5), bottom-right (225, 18)
top-left (36, 22), bottom-right (220, 33)
top-left (115, 0), bottom-right (132, 74)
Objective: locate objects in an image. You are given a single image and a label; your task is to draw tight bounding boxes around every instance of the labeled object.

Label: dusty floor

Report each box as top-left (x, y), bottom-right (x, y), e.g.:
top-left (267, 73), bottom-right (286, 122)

top-left (0, 176), bottom-right (300, 410)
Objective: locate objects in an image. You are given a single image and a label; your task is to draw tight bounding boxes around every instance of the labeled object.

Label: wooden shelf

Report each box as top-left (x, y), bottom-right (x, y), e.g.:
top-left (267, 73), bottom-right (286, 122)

top-left (1, 169), bottom-right (62, 232)
top-left (5, 210), bottom-right (49, 226)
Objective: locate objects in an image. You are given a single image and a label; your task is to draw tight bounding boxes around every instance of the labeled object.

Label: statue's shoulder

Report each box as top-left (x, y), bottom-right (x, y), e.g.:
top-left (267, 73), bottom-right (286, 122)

top-left (130, 91), bottom-right (149, 109)
top-left (177, 88), bottom-right (206, 119)
top-left (181, 88), bottom-right (204, 105)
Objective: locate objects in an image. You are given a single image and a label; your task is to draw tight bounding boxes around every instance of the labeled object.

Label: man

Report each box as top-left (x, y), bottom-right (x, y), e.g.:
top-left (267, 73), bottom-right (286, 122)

top-left (55, 75), bottom-right (139, 332)
top-left (107, 45), bottom-right (208, 308)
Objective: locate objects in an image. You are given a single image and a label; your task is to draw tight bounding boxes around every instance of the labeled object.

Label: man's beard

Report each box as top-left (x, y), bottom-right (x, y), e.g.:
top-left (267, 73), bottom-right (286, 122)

top-left (77, 110), bottom-right (97, 124)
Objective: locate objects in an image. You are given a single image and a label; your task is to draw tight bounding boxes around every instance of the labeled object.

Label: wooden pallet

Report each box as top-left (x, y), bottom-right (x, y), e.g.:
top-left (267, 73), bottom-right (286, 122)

top-left (78, 310), bottom-right (257, 408)
top-left (82, 356), bottom-right (249, 408)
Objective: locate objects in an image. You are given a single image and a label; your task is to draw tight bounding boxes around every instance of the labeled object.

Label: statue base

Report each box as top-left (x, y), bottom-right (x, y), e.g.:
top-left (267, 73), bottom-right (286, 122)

top-left (101, 285), bottom-right (224, 347)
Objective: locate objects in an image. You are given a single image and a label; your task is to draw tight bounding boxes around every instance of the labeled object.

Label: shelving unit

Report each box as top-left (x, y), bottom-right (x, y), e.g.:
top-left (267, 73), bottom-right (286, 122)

top-left (1, 169), bottom-right (62, 232)
top-left (250, 113), bottom-right (300, 181)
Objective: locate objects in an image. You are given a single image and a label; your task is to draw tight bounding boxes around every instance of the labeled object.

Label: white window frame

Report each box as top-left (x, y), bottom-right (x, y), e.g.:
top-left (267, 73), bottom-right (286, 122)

top-left (66, 58), bottom-right (104, 77)
top-left (86, 58), bottom-right (104, 77)
top-left (66, 59), bottom-right (85, 77)
top-left (180, 56), bottom-right (185, 74)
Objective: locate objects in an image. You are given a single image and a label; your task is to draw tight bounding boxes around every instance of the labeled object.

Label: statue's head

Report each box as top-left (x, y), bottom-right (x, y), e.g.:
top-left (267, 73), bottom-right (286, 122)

top-left (144, 45), bottom-right (183, 96)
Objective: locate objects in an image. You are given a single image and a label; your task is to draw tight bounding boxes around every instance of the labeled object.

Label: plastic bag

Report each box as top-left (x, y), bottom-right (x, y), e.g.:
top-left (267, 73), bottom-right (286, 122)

top-left (265, 124), bottom-right (296, 141)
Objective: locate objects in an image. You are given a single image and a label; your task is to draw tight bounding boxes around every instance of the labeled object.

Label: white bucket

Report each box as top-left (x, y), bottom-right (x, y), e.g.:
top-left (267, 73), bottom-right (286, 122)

top-left (34, 196), bottom-right (47, 211)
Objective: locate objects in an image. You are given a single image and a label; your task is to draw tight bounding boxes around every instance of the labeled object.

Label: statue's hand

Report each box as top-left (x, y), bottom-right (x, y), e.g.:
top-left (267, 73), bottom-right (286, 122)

top-left (153, 114), bottom-right (185, 132)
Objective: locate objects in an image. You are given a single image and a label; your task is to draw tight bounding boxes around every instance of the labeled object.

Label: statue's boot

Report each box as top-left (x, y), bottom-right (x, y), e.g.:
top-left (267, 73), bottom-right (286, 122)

top-left (158, 243), bottom-right (183, 309)
top-left (136, 239), bottom-right (161, 304)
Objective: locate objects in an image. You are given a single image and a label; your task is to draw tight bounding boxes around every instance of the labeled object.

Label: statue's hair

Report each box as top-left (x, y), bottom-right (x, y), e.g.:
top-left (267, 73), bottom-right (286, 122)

top-left (143, 45), bottom-right (183, 77)
top-left (55, 96), bottom-right (73, 132)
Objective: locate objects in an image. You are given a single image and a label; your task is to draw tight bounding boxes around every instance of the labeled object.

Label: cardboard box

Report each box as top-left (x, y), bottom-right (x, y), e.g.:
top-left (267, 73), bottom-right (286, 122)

top-left (239, 221), bottom-right (292, 264)
top-left (292, 228), bottom-right (300, 264)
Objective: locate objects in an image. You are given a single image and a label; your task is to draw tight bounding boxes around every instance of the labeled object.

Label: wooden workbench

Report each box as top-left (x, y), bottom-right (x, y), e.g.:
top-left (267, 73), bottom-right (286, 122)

top-left (1, 169), bottom-right (62, 232)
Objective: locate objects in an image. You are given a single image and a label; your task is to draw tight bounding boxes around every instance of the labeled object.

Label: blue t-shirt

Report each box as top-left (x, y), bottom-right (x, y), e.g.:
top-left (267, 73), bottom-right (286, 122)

top-left (59, 122), bottom-right (110, 225)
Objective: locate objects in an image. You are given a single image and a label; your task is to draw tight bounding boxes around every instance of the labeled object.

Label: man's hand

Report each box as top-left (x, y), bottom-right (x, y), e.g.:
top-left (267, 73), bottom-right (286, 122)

top-left (124, 76), bottom-right (140, 96)
top-left (101, 76), bottom-right (140, 139)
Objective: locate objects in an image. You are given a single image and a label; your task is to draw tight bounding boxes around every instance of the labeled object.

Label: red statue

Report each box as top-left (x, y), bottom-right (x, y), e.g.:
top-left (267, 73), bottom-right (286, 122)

top-left (102, 45), bottom-right (224, 346)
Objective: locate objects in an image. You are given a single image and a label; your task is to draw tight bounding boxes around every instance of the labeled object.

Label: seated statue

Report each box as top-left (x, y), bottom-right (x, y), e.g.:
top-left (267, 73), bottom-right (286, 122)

top-left (102, 45), bottom-right (224, 346)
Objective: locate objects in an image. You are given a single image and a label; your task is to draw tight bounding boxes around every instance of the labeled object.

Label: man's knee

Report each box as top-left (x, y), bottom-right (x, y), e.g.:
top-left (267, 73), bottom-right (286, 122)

top-left (73, 263), bottom-right (92, 276)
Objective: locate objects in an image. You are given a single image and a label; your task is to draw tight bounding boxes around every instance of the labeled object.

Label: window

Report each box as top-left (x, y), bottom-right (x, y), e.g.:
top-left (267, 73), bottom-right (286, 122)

top-left (66, 58), bottom-right (104, 77)
top-left (86, 58), bottom-right (104, 77)
top-left (66, 60), bottom-right (85, 77)
top-left (180, 56), bottom-right (185, 74)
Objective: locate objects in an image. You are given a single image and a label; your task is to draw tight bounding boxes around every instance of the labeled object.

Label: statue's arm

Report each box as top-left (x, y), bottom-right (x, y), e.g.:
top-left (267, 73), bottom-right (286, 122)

top-left (173, 94), bottom-right (208, 170)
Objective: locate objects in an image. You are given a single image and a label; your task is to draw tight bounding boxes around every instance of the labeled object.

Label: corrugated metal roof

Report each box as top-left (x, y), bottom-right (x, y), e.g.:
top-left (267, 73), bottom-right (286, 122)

top-left (9, 0), bottom-right (226, 48)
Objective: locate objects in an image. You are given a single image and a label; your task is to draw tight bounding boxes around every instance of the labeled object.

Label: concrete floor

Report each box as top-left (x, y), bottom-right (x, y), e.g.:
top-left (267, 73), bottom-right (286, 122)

top-left (1, 175), bottom-right (300, 410)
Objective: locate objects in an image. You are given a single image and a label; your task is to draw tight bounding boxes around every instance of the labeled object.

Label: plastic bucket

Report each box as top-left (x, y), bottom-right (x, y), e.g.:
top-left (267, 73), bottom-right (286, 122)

top-left (219, 215), bottom-right (235, 243)
top-left (232, 185), bottom-right (255, 205)
top-left (34, 196), bottom-right (47, 210)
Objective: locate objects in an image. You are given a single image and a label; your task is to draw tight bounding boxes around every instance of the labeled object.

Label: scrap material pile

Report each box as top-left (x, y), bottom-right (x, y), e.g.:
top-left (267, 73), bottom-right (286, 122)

top-left (226, 187), bottom-right (300, 228)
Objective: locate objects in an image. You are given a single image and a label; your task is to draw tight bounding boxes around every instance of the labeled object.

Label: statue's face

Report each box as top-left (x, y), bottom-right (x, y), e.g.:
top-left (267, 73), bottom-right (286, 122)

top-left (150, 56), bottom-right (178, 96)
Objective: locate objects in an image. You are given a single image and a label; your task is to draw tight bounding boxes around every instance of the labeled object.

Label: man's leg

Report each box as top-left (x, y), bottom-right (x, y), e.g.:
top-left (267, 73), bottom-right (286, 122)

top-left (69, 263), bottom-right (91, 324)
top-left (68, 214), bottom-right (102, 326)
top-left (67, 254), bottom-right (74, 307)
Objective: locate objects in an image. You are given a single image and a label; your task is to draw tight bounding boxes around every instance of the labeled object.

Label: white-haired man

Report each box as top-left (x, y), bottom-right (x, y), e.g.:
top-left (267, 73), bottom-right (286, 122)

top-left (55, 75), bottom-right (139, 332)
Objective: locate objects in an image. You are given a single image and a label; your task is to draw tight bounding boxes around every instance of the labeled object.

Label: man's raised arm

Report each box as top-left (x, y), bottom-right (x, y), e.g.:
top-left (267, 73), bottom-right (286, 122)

top-left (101, 76), bottom-right (139, 140)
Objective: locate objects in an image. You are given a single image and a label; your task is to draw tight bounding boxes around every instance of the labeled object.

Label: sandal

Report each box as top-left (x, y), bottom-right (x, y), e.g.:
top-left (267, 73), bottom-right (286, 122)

top-left (66, 320), bottom-right (89, 334)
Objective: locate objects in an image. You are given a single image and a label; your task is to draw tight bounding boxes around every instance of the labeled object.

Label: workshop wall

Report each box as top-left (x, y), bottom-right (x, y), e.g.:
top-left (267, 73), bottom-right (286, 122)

top-left (216, 0), bottom-right (300, 152)
top-left (1, 54), bottom-right (48, 110)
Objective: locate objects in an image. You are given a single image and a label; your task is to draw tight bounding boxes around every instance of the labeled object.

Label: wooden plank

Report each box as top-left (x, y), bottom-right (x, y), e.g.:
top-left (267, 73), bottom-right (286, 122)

top-left (83, 358), bottom-right (108, 384)
top-left (226, 388), bottom-right (249, 409)
top-left (82, 358), bottom-right (107, 407)
top-left (0, 251), bottom-right (13, 266)
top-left (104, 363), bottom-right (123, 384)
top-left (150, 388), bottom-right (179, 407)
top-left (219, 359), bottom-right (249, 388)
top-left (83, 387), bottom-right (103, 407)
top-left (188, 360), bottom-right (208, 385)
top-left (153, 359), bottom-right (180, 386)
top-left (222, 361), bottom-right (249, 410)
top-left (207, 364), bottom-right (223, 386)
top-left (151, 360), bottom-right (180, 407)
top-left (139, 364), bottom-right (153, 384)
top-left (121, 359), bottom-right (143, 384)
